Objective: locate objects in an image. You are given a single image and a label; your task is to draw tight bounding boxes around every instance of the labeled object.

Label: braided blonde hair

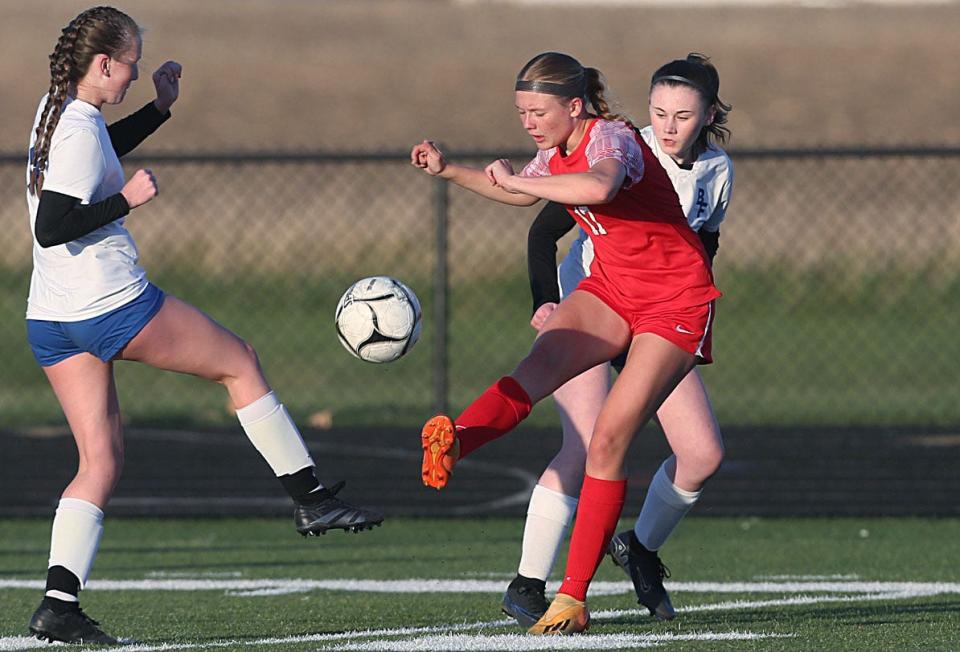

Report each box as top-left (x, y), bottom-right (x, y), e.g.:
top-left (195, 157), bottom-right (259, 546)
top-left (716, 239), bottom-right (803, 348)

top-left (29, 6), bottom-right (139, 196)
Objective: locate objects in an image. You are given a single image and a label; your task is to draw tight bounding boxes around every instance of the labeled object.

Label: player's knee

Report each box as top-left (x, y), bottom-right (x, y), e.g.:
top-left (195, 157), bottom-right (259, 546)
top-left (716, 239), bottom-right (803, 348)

top-left (84, 447), bottom-right (124, 483)
top-left (586, 428), bottom-right (628, 471)
top-left (241, 339), bottom-right (260, 363)
top-left (678, 440), bottom-right (724, 482)
top-left (556, 429), bottom-right (589, 459)
top-left (547, 448), bottom-right (587, 485)
top-left (703, 439), bottom-right (725, 476)
top-left (229, 339), bottom-right (263, 380)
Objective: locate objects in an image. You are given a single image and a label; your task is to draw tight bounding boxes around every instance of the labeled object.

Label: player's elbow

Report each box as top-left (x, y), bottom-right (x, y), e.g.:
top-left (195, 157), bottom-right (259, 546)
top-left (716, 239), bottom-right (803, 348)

top-left (34, 225), bottom-right (63, 248)
top-left (598, 187), bottom-right (620, 204)
top-left (509, 194), bottom-right (540, 207)
top-left (584, 178), bottom-right (619, 205)
top-left (584, 188), bottom-right (618, 205)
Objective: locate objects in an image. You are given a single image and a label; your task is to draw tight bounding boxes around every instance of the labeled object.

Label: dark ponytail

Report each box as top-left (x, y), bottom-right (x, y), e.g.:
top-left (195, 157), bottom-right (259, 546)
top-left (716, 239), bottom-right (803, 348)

top-left (29, 6), bottom-right (139, 196)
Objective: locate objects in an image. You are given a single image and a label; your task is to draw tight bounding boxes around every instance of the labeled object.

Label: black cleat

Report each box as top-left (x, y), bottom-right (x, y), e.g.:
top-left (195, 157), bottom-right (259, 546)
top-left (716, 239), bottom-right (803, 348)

top-left (294, 481), bottom-right (383, 536)
top-left (608, 530), bottom-right (676, 620)
top-left (28, 600), bottom-right (119, 645)
top-left (501, 575), bottom-right (549, 628)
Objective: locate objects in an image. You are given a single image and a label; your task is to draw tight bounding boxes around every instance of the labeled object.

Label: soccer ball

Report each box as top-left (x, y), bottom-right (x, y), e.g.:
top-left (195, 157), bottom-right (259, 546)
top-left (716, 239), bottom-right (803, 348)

top-left (335, 276), bottom-right (422, 363)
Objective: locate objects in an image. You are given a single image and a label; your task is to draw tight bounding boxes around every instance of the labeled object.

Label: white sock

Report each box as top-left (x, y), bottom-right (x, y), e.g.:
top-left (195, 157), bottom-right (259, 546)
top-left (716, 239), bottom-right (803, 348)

top-left (236, 392), bottom-right (314, 476)
top-left (633, 461), bottom-right (701, 551)
top-left (46, 498), bottom-right (104, 597)
top-left (517, 484), bottom-right (579, 581)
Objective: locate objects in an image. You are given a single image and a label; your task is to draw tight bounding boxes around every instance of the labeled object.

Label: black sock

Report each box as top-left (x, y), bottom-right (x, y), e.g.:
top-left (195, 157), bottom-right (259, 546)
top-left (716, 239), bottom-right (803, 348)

top-left (628, 530), bottom-right (652, 554)
top-left (511, 574), bottom-right (546, 591)
top-left (278, 467), bottom-right (321, 502)
top-left (44, 565), bottom-right (80, 597)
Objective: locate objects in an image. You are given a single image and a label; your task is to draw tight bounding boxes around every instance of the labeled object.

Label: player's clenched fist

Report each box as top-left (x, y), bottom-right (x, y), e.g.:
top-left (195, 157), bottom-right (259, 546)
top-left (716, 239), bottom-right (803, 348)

top-left (410, 140), bottom-right (448, 177)
top-left (152, 61), bottom-right (182, 114)
top-left (485, 158), bottom-right (518, 192)
top-left (530, 302), bottom-right (558, 330)
top-left (121, 168), bottom-right (158, 209)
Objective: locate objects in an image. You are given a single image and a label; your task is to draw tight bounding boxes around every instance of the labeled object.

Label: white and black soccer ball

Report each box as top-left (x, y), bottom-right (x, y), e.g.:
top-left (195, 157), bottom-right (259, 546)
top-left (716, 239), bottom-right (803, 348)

top-left (335, 276), bottom-right (422, 363)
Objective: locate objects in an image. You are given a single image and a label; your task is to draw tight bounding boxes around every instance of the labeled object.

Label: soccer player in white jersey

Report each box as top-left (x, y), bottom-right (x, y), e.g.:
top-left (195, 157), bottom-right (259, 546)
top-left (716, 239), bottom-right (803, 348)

top-left (501, 53), bottom-right (733, 627)
top-left (23, 6), bottom-right (382, 645)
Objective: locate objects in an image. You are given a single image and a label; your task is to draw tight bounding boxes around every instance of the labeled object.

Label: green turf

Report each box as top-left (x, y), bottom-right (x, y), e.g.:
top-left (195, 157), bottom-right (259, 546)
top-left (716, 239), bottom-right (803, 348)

top-left (0, 517), bottom-right (958, 650)
top-left (1, 262), bottom-right (958, 429)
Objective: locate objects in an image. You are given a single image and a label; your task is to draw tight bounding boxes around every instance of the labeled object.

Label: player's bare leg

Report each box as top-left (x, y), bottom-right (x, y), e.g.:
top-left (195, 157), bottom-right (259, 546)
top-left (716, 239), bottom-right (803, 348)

top-left (420, 291), bottom-right (628, 489)
top-left (43, 355), bottom-right (123, 508)
top-left (119, 295), bottom-right (268, 405)
top-left (534, 334), bottom-right (695, 634)
top-left (31, 355), bottom-right (122, 644)
top-left (122, 295), bottom-right (383, 534)
top-left (609, 367), bottom-right (723, 619)
top-left (656, 369), bottom-right (724, 490)
top-left (502, 362), bottom-right (608, 627)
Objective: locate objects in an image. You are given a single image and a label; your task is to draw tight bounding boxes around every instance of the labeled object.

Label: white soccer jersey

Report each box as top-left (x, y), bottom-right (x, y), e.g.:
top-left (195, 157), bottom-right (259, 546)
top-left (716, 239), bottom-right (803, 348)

top-left (558, 124), bottom-right (733, 298)
top-left (25, 95), bottom-right (148, 321)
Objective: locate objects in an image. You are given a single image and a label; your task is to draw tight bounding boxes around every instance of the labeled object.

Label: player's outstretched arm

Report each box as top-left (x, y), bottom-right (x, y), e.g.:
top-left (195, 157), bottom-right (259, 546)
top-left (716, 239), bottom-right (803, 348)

top-left (497, 158), bottom-right (626, 206)
top-left (410, 140), bottom-right (539, 207)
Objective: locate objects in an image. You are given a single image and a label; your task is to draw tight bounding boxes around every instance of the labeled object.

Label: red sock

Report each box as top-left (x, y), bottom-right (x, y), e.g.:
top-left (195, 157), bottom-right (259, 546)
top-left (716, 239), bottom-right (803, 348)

top-left (558, 474), bottom-right (627, 601)
top-left (455, 376), bottom-right (532, 458)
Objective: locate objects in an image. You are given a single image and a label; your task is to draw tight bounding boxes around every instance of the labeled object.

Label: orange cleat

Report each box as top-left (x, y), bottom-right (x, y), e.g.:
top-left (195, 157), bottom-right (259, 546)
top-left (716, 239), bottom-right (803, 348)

top-left (420, 415), bottom-right (459, 490)
top-left (527, 593), bottom-right (590, 635)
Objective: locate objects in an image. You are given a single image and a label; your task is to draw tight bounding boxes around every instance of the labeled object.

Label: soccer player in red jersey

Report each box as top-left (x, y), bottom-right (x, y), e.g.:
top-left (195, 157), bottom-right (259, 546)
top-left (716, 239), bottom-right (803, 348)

top-left (410, 51), bottom-right (721, 634)
top-left (503, 54), bottom-right (734, 628)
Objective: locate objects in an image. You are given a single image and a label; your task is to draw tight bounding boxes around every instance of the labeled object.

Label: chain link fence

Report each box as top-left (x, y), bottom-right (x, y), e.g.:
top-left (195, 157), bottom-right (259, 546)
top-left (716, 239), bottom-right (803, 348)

top-left (1, 148), bottom-right (958, 432)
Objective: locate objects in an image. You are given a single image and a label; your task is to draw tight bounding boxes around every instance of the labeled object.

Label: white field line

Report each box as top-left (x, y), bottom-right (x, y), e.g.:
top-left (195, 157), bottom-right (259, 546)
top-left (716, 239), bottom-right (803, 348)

top-left (1, 619), bottom-right (511, 652)
top-left (0, 581), bottom-right (946, 652)
top-left (323, 631), bottom-right (792, 651)
top-left (753, 574), bottom-right (860, 580)
top-left (0, 637), bottom-right (62, 651)
top-left (2, 578), bottom-right (959, 596)
top-left (591, 590), bottom-right (918, 620)
top-left (0, 629), bottom-right (791, 652)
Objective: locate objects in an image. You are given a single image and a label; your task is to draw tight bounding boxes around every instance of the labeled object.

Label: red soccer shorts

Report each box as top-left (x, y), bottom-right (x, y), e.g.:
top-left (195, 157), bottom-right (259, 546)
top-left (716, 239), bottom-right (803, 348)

top-left (575, 277), bottom-right (716, 363)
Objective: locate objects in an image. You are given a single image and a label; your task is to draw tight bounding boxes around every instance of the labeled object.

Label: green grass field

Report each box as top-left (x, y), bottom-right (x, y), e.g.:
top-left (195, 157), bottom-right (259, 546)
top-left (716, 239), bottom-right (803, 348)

top-left (1, 517), bottom-right (958, 651)
top-left (1, 263), bottom-right (958, 431)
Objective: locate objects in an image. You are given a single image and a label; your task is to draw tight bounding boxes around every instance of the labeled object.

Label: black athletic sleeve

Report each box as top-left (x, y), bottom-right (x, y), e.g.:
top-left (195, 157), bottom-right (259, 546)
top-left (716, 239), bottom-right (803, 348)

top-left (35, 190), bottom-right (130, 248)
top-left (528, 201), bottom-right (576, 314)
top-left (107, 102), bottom-right (170, 157)
top-left (698, 229), bottom-right (720, 263)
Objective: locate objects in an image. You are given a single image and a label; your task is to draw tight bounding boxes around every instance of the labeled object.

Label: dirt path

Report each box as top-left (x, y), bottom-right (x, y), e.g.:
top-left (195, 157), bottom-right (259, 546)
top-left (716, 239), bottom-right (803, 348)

top-left (4, 1), bottom-right (959, 152)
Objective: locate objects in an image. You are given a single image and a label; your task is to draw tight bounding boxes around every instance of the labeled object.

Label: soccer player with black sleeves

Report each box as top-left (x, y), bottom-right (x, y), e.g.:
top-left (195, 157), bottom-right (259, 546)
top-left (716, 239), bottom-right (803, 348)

top-left (23, 6), bottom-right (381, 645)
top-left (503, 54), bottom-right (734, 627)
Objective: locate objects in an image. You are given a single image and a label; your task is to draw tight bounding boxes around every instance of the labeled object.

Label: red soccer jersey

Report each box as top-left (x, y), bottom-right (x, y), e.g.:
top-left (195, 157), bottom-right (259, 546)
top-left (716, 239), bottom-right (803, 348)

top-left (523, 119), bottom-right (721, 311)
